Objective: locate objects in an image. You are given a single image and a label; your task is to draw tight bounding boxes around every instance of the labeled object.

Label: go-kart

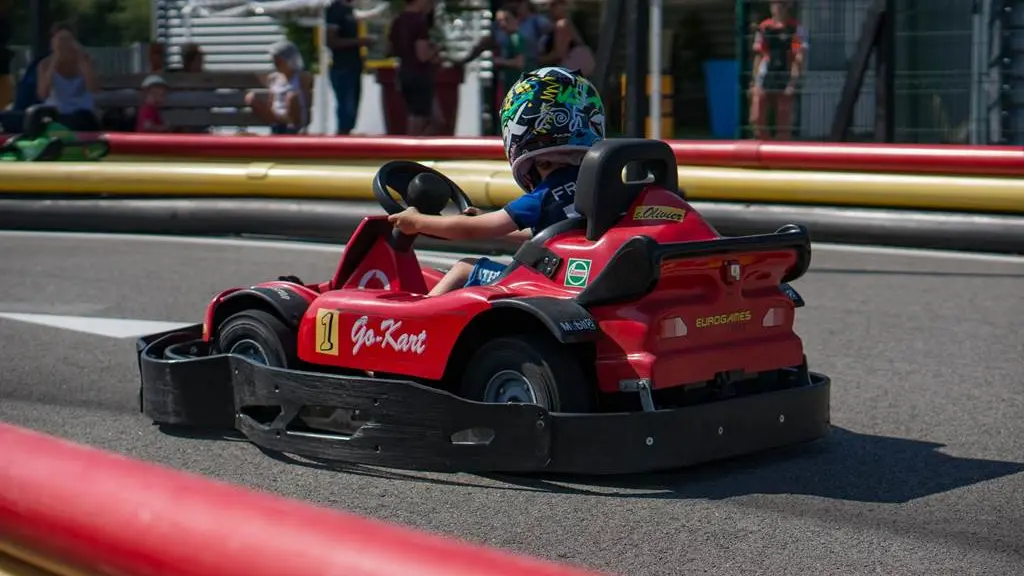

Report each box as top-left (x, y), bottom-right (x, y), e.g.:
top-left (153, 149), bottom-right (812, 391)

top-left (0, 105), bottom-right (110, 162)
top-left (135, 138), bottom-right (831, 475)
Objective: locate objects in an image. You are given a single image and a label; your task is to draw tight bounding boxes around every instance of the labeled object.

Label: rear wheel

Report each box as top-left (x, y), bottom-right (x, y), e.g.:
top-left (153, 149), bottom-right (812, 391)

top-left (213, 309), bottom-right (296, 368)
top-left (460, 335), bottom-right (594, 413)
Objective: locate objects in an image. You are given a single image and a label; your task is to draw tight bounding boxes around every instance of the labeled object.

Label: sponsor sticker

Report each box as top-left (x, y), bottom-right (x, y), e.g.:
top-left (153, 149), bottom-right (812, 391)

top-left (694, 310), bottom-right (752, 329)
top-left (350, 315), bottom-right (427, 355)
top-left (633, 205), bottom-right (686, 222)
top-left (563, 258), bottom-right (592, 288)
top-left (357, 269), bottom-right (391, 290)
top-left (315, 308), bottom-right (340, 356)
top-left (558, 317), bottom-right (597, 333)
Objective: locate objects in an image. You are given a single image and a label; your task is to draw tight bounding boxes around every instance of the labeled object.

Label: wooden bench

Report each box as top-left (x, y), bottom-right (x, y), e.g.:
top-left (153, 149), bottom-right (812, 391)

top-left (93, 72), bottom-right (312, 131)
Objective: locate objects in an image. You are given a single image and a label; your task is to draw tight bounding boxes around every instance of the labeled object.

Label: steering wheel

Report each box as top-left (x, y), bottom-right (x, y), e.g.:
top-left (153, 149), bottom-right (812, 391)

top-left (373, 160), bottom-right (474, 217)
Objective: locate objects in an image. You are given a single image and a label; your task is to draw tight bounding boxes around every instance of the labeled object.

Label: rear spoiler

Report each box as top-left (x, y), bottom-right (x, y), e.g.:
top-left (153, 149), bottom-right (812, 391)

top-left (576, 224), bottom-right (811, 308)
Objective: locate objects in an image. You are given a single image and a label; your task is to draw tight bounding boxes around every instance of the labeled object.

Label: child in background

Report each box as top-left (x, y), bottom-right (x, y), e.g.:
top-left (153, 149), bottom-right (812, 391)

top-left (135, 75), bottom-right (170, 132)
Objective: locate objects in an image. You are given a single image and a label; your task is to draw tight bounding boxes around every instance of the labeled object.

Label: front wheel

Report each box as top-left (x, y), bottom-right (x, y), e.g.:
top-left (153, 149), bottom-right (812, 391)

top-left (460, 335), bottom-right (594, 413)
top-left (212, 309), bottom-right (297, 368)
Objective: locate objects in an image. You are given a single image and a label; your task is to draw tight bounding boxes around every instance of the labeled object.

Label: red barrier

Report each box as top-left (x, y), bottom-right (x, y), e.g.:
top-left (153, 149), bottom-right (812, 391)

top-left (0, 423), bottom-right (603, 576)
top-left (95, 133), bottom-right (1024, 177)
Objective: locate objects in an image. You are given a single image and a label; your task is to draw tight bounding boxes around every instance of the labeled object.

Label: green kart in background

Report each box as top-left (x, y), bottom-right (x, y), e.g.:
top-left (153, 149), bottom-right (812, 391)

top-left (0, 105), bottom-right (111, 162)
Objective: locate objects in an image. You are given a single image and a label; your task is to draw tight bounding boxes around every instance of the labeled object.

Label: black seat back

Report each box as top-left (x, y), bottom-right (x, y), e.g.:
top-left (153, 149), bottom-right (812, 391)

top-left (574, 139), bottom-right (680, 241)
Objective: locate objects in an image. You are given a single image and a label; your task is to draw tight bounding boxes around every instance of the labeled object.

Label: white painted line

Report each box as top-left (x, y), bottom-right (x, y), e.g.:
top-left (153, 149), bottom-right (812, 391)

top-left (1, 230), bottom-right (1021, 264)
top-left (0, 312), bottom-right (193, 339)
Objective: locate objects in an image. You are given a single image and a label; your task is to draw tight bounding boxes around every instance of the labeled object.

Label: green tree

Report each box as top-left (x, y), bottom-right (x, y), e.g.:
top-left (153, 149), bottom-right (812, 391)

top-left (10, 0), bottom-right (150, 46)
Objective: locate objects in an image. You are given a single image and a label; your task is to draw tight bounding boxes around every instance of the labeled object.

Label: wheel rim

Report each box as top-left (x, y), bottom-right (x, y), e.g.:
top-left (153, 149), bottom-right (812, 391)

top-left (482, 370), bottom-right (538, 404)
top-left (229, 339), bottom-right (271, 365)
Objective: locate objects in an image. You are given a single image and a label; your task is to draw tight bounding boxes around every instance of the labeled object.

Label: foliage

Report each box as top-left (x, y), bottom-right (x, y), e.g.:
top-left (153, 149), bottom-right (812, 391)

top-left (10, 0), bottom-right (151, 46)
top-left (283, 19), bottom-right (319, 74)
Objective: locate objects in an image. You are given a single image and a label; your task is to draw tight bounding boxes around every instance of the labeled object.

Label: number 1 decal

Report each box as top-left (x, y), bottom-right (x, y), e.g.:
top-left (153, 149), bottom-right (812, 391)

top-left (315, 308), bottom-right (339, 356)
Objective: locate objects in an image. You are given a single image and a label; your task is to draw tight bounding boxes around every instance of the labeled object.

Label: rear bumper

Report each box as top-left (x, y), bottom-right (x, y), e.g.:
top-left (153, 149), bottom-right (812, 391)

top-left (137, 325), bottom-right (830, 475)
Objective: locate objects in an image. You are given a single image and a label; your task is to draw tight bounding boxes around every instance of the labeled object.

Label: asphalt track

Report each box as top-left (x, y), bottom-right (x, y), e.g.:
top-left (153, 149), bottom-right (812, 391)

top-left (1, 230), bottom-right (1022, 576)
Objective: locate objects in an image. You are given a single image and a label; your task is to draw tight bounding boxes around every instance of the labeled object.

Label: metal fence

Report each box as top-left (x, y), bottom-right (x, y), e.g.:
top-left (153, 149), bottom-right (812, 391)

top-left (736, 0), bottom-right (1009, 144)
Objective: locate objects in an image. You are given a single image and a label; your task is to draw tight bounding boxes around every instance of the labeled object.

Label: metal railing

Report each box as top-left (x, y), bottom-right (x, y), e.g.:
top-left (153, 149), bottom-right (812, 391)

top-left (736, 0), bottom-right (1010, 144)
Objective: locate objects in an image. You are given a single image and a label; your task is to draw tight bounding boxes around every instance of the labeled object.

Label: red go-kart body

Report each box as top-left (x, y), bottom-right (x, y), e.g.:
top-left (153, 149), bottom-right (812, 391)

top-left (202, 187), bottom-right (803, 396)
top-left (136, 139), bottom-right (829, 475)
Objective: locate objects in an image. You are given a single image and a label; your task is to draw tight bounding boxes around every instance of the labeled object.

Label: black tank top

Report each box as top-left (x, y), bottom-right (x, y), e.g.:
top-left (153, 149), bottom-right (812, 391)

top-left (542, 21), bottom-right (578, 56)
top-left (757, 18), bottom-right (800, 73)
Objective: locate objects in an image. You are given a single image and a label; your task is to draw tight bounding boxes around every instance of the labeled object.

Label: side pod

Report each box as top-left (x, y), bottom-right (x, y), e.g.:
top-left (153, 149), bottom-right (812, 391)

top-left (491, 296), bottom-right (602, 344)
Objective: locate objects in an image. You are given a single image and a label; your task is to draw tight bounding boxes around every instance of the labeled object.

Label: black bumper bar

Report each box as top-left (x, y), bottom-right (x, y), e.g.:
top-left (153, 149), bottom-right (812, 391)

top-left (137, 325), bottom-right (831, 475)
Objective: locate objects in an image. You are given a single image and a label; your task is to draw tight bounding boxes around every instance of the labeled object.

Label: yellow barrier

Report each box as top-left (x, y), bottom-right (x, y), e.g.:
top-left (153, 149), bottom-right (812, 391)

top-left (0, 541), bottom-right (95, 576)
top-left (2, 161), bottom-right (1024, 214)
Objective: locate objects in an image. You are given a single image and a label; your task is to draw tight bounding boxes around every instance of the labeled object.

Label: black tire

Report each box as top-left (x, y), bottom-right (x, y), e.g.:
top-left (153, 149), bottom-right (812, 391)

top-left (24, 105), bottom-right (59, 139)
top-left (212, 309), bottom-right (297, 368)
top-left (460, 335), bottom-right (594, 413)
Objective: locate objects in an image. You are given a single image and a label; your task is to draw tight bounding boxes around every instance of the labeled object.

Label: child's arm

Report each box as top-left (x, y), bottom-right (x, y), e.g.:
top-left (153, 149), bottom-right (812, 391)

top-left (389, 208), bottom-right (519, 241)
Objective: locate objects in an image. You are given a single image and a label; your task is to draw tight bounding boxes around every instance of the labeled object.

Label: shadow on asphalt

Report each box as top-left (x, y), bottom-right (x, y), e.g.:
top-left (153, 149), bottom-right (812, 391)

top-left (483, 427), bottom-right (1024, 503)
top-left (158, 424), bottom-right (1023, 503)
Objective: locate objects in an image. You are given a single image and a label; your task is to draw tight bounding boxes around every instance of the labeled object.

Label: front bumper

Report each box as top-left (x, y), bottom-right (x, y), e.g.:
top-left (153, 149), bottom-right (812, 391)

top-left (137, 325), bottom-right (831, 475)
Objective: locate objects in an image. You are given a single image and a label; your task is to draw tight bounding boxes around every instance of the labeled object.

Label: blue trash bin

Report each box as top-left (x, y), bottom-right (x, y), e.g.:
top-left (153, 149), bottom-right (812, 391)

top-left (703, 59), bottom-right (739, 139)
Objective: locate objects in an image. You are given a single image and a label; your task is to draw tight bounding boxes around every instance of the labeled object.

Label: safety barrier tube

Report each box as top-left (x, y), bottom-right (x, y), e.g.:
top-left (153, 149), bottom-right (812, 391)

top-left (2, 160), bottom-right (1024, 214)
top-left (95, 133), bottom-right (1024, 177)
top-left (0, 422), bottom-right (602, 576)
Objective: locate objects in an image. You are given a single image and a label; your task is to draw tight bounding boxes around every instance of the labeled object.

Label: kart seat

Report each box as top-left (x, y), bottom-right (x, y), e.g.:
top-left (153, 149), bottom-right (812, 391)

top-left (573, 138), bottom-right (681, 241)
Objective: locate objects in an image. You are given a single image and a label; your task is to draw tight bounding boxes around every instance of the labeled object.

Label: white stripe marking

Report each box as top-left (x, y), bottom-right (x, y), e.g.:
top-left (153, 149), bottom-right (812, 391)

top-left (0, 312), bottom-right (193, 339)
top-left (0, 230), bottom-right (1021, 264)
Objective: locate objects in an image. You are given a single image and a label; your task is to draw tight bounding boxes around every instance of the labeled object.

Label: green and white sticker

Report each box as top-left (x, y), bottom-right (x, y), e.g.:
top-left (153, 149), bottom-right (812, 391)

top-left (563, 258), bottom-right (592, 288)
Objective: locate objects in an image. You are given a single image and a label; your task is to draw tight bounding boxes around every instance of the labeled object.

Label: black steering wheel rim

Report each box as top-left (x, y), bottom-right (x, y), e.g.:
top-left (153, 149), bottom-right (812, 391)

top-left (372, 160), bottom-right (474, 217)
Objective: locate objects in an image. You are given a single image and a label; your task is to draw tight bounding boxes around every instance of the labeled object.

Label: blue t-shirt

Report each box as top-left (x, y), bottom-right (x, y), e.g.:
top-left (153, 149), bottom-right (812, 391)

top-left (503, 165), bottom-right (580, 235)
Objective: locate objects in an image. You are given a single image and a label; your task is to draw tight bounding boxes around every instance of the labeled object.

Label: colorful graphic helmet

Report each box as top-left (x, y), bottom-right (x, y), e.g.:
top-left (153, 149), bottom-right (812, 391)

top-left (499, 67), bottom-right (606, 191)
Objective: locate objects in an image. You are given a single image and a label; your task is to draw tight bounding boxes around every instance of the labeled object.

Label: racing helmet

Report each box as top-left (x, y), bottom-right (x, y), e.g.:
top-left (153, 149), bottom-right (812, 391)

top-left (499, 67), bottom-right (606, 191)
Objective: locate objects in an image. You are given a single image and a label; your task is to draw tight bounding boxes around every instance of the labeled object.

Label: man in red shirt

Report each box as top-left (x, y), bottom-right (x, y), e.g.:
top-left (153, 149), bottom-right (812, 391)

top-left (749, 1), bottom-right (806, 140)
top-left (135, 75), bottom-right (170, 132)
top-left (387, 0), bottom-right (443, 135)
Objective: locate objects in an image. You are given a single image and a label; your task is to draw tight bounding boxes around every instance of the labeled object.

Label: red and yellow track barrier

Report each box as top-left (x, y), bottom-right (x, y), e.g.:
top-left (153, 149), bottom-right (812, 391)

top-left (2, 160), bottom-right (1024, 214)
top-left (0, 423), bottom-right (602, 576)
top-left (90, 133), bottom-right (1024, 177)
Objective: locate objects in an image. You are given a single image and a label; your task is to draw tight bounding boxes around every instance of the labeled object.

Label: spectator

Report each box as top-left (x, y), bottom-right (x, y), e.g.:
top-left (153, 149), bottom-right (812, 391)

top-left (749, 0), bottom-right (806, 140)
top-left (459, 0), bottom-right (549, 134)
top-left (0, 0), bottom-right (12, 110)
top-left (492, 10), bottom-right (527, 99)
top-left (505, 0), bottom-right (550, 66)
top-left (325, 0), bottom-right (372, 135)
top-left (148, 42), bottom-right (166, 72)
top-left (135, 75), bottom-right (170, 132)
top-left (538, 0), bottom-right (593, 77)
top-left (462, 0), bottom-right (548, 68)
top-left (180, 43), bottom-right (204, 72)
top-left (388, 0), bottom-right (444, 136)
top-left (245, 40), bottom-right (312, 134)
top-left (36, 23), bottom-right (101, 131)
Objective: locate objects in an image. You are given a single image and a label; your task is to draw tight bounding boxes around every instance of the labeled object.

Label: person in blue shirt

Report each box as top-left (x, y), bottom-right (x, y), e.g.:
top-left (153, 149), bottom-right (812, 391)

top-left (387, 66), bottom-right (606, 296)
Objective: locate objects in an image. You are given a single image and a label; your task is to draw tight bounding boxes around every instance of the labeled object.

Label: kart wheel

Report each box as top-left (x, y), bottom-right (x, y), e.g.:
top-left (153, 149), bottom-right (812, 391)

top-left (460, 335), bottom-right (593, 413)
top-left (213, 310), bottom-right (297, 368)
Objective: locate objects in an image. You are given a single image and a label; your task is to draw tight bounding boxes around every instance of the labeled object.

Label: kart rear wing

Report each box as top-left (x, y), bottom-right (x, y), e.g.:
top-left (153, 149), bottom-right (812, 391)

top-left (576, 224), bottom-right (811, 308)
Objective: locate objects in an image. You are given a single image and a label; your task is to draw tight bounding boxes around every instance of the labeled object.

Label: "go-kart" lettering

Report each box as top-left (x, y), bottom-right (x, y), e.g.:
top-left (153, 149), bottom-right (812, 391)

top-left (350, 315), bottom-right (427, 355)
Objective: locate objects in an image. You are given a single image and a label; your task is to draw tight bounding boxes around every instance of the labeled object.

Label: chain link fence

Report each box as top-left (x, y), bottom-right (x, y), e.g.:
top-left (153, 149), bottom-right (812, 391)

top-left (736, 0), bottom-right (1005, 144)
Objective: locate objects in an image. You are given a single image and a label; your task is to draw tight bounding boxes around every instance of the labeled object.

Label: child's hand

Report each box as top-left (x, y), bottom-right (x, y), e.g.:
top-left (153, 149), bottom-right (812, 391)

top-left (387, 207), bottom-right (422, 235)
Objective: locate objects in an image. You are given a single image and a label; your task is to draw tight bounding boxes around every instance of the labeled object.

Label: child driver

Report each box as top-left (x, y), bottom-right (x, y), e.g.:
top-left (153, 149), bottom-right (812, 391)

top-left (387, 66), bottom-right (606, 296)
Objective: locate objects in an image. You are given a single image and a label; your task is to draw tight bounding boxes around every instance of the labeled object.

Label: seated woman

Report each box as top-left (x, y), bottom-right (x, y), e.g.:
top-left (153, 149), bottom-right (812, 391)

top-left (537, 0), bottom-right (593, 77)
top-left (245, 41), bottom-right (312, 134)
top-left (35, 23), bottom-right (101, 131)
